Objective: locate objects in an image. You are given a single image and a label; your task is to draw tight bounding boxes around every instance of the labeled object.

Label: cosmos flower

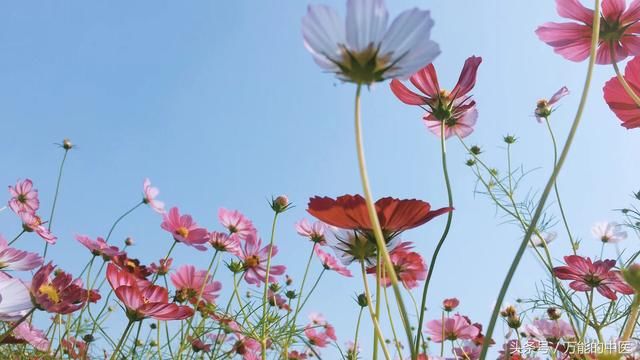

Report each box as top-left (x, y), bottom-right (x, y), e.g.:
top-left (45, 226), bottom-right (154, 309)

top-left (209, 231), bottom-right (241, 254)
top-left (170, 265), bottom-right (222, 305)
top-left (267, 289), bottom-right (291, 311)
top-left (442, 298), bottom-right (460, 312)
top-left (111, 254), bottom-right (152, 280)
top-left (534, 86), bottom-right (569, 122)
top-left (143, 178), bottom-right (165, 214)
top-left (592, 221), bottom-right (627, 243)
top-left (425, 314), bottom-right (480, 343)
top-left (453, 342), bottom-right (482, 360)
top-left (0, 277), bottom-right (33, 321)
top-left (528, 319), bottom-right (575, 343)
top-left (367, 243), bottom-right (427, 289)
top-left (12, 322), bottom-right (50, 352)
top-left (390, 56), bottom-right (482, 139)
top-left (18, 211), bottom-right (56, 244)
top-left (302, 0), bottom-right (440, 83)
top-left (8, 179), bottom-right (39, 214)
top-left (0, 235), bottom-right (43, 271)
top-left (161, 207), bottom-right (209, 251)
top-left (604, 56), bottom-right (640, 129)
top-left (554, 255), bottom-right (634, 300)
top-left (236, 232), bottom-right (286, 286)
top-left (536, 0), bottom-right (640, 64)
top-left (30, 263), bottom-right (100, 314)
top-left (149, 258), bottom-right (173, 276)
top-left (218, 208), bottom-right (256, 240)
top-left (296, 219), bottom-right (329, 245)
top-left (314, 247), bottom-right (352, 277)
top-left (75, 234), bottom-right (123, 260)
top-left (528, 231), bottom-right (558, 248)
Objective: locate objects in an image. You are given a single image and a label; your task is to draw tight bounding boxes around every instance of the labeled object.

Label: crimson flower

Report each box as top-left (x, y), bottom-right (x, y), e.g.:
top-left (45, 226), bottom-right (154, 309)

top-left (604, 55), bottom-right (640, 129)
top-left (106, 263), bottom-right (193, 321)
top-left (553, 255), bottom-right (633, 300)
top-left (536, 0), bottom-right (640, 64)
top-left (390, 56), bottom-right (482, 139)
top-left (111, 254), bottom-right (152, 280)
top-left (367, 242), bottom-right (427, 289)
top-left (30, 263), bottom-right (100, 314)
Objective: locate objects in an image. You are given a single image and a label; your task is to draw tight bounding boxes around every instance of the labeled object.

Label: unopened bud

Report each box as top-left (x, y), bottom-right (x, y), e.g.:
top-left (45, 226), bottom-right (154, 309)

top-left (357, 293), bottom-right (368, 308)
top-left (271, 195), bottom-right (291, 213)
top-left (465, 159), bottom-right (476, 167)
top-left (227, 260), bottom-right (244, 274)
top-left (503, 135), bottom-right (517, 144)
top-left (442, 298), bottom-right (460, 312)
top-left (622, 263), bottom-right (640, 293)
top-left (62, 138), bottom-right (73, 150)
top-left (470, 145), bottom-right (482, 155)
top-left (125, 237), bottom-right (134, 246)
top-left (547, 307), bottom-right (561, 320)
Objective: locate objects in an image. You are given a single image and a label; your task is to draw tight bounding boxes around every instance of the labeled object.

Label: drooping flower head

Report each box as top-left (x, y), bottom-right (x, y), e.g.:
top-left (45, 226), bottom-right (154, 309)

top-left (236, 232), bottom-right (286, 286)
top-left (107, 263), bottom-right (193, 321)
top-left (170, 265), bottom-right (222, 305)
top-left (76, 234), bottom-right (123, 260)
top-left (534, 86), bottom-right (569, 122)
top-left (0, 235), bottom-right (43, 271)
top-left (390, 56), bottom-right (482, 139)
top-left (536, 0), bottom-right (640, 64)
top-left (554, 255), bottom-right (634, 300)
top-left (30, 263), bottom-right (100, 314)
top-left (218, 208), bottom-right (256, 240)
top-left (604, 56), bottom-right (640, 129)
top-left (143, 178), bottom-right (165, 214)
top-left (367, 242), bottom-right (427, 289)
top-left (296, 219), bottom-right (329, 245)
top-left (19, 211), bottom-right (56, 244)
top-left (592, 221), bottom-right (627, 243)
top-left (8, 179), bottom-right (39, 214)
top-left (161, 207), bottom-right (209, 251)
top-left (314, 247), bottom-right (352, 277)
top-left (302, 0), bottom-right (440, 84)
top-left (425, 314), bottom-right (480, 343)
top-left (209, 231), bottom-right (241, 254)
top-left (0, 277), bottom-right (33, 321)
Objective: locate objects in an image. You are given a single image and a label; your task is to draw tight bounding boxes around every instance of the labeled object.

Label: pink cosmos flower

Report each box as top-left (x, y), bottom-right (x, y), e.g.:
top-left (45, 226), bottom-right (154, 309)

top-left (209, 231), bottom-right (241, 254)
top-left (314, 247), bottom-right (352, 277)
top-left (8, 179), bottom-right (39, 215)
top-left (230, 332), bottom-right (261, 360)
top-left (425, 314), bottom-right (480, 343)
top-left (143, 178), bottom-right (165, 214)
top-left (267, 289), bottom-right (291, 311)
top-left (443, 298), bottom-right (460, 312)
top-left (237, 232), bottom-right (286, 286)
top-left (604, 56), bottom-right (640, 129)
top-left (554, 255), bottom-right (634, 300)
top-left (536, 0), bottom-right (640, 64)
top-left (218, 208), bottom-right (256, 240)
top-left (535, 86), bottom-right (570, 122)
top-left (12, 322), bottom-right (50, 352)
top-left (149, 258), bottom-right (173, 275)
top-left (76, 234), bottom-right (123, 260)
top-left (591, 221), bottom-right (627, 243)
top-left (189, 336), bottom-right (211, 353)
top-left (0, 277), bottom-right (33, 321)
top-left (367, 243), bottom-right (427, 289)
top-left (390, 56), bottom-right (482, 139)
top-left (288, 350), bottom-right (309, 359)
top-left (19, 211), bottom-right (56, 244)
top-left (296, 219), bottom-right (329, 245)
top-left (170, 265), bottom-right (222, 305)
top-left (30, 263), bottom-right (100, 314)
top-left (531, 319), bottom-right (575, 342)
top-left (0, 235), bottom-right (43, 271)
top-left (161, 207), bottom-right (209, 251)
top-left (304, 326), bottom-right (331, 348)
top-left (308, 313), bottom-right (337, 341)
top-left (107, 263), bottom-right (193, 321)
top-left (453, 342), bottom-right (481, 360)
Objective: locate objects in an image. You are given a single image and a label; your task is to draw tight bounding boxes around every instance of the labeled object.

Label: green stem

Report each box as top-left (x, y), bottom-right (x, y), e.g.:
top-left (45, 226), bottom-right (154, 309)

top-left (110, 320), bottom-right (134, 360)
top-left (106, 201), bottom-right (144, 242)
top-left (354, 83), bottom-right (415, 359)
top-left (479, 1), bottom-right (601, 358)
top-left (360, 261), bottom-right (391, 360)
top-left (352, 307), bottom-right (364, 359)
top-left (415, 120), bottom-right (454, 355)
top-left (129, 321), bottom-right (144, 359)
top-left (43, 149), bottom-right (69, 259)
top-left (261, 212), bottom-right (280, 359)
top-left (622, 294), bottom-right (640, 341)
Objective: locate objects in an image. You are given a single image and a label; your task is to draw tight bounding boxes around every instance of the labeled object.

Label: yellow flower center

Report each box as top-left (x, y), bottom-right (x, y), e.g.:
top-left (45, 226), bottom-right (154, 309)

top-left (175, 226), bottom-right (189, 238)
top-left (39, 284), bottom-right (60, 303)
top-left (244, 255), bottom-right (260, 268)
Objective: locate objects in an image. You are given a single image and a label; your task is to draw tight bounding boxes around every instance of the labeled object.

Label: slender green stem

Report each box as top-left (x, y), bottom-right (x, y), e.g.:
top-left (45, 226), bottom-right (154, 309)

top-left (354, 83), bottom-right (415, 359)
top-left (479, 2), bottom-right (601, 358)
top-left (284, 243), bottom-right (318, 352)
top-left (110, 320), bottom-right (134, 360)
top-left (129, 321), bottom-right (144, 358)
top-left (43, 149), bottom-right (69, 259)
top-left (622, 294), bottom-right (640, 341)
top-left (352, 307), bottom-right (364, 359)
top-left (382, 275), bottom-right (404, 357)
top-left (611, 42), bottom-right (640, 107)
top-left (373, 251), bottom-right (381, 360)
top-left (8, 230), bottom-right (25, 246)
top-left (360, 261), bottom-right (391, 360)
top-left (415, 120), bottom-right (454, 355)
top-left (261, 212), bottom-right (279, 359)
top-left (106, 201), bottom-right (144, 242)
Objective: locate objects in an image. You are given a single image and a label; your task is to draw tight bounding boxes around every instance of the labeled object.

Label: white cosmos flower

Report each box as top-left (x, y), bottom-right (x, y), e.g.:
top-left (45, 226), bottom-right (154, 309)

top-left (302, 0), bottom-right (440, 83)
top-left (0, 277), bottom-right (33, 321)
top-left (528, 231), bottom-right (557, 248)
top-left (591, 222), bottom-right (627, 244)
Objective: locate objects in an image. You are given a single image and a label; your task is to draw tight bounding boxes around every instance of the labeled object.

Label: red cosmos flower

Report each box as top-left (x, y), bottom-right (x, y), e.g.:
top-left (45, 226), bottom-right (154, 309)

top-left (536, 0), bottom-right (640, 64)
top-left (30, 263), bottom-right (100, 314)
top-left (106, 263), bottom-right (193, 321)
top-left (554, 255), bottom-right (634, 300)
top-left (111, 254), bottom-right (152, 280)
top-left (367, 242), bottom-right (427, 289)
top-left (307, 195), bottom-right (451, 241)
top-left (390, 56), bottom-right (482, 139)
top-left (604, 55), bottom-right (640, 129)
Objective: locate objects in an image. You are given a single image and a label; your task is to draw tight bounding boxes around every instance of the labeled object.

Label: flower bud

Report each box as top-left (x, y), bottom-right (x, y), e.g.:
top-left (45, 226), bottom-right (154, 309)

top-left (465, 159), bottom-right (476, 167)
top-left (271, 195), bottom-right (291, 213)
top-left (535, 100), bottom-right (552, 119)
top-left (442, 298), bottom-right (460, 312)
top-left (62, 138), bottom-right (73, 150)
top-left (227, 260), bottom-right (244, 274)
top-left (285, 275), bottom-right (293, 286)
top-left (285, 290), bottom-right (297, 300)
top-left (470, 145), bottom-right (482, 155)
top-left (149, 340), bottom-right (158, 347)
top-left (82, 334), bottom-right (95, 343)
top-left (503, 135), bottom-right (517, 144)
top-left (500, 305), bottom-right (517, 318)
top-left (150, 323), bottom-right (157, 330)
top-left (356, 293), bottom-right (368, 308)
top-left (125, 237), bottom-right (134, 246)
top-left (269, 283), bottom-right (281, 292)
top-left (547, 307), bottom-right (562, 320)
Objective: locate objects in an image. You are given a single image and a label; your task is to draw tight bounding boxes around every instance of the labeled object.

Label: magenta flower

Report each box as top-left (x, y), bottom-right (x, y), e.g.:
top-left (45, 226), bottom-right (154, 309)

top-left (0, 235), bottom-right (43, 271)
top-left (536, 0), bottom-right (640, 64)
top-left (170, 265), bottom-right (222, 305)
top-left (19, 211), bottom-right (56, 244)
top-left (12, 322), bottom-right (50, 352)
top-left (296, 219), bottom-right (329, 245)
top-left (237, 232), bottom-right (286, 286)
top-left (425, 314), bottom-right (480, 343)
top-left (143, 178), bottom-right (165, 214)
top-left (554, 255), bottom-right (634, 300)
top-left (390, 56), bottom-right (482, 139)
top-left (314, 247), bottom-right (352, 277)
top-left (604, 56), bottom-right (640, 129)
top-left (30, 263), bottom-right (100, 314)
top-left (209, 231), bottom-right (241, 254)
top-left (75, 234), bottom-right (123, 260)
top-left (8, 179), bottom-right (39, 215)
top-left (535, 86), bottom-right (569, 122)
top-left (161, 207), bottom-right (209, 251)
top-left (218, 208), bottom-right (256, 240)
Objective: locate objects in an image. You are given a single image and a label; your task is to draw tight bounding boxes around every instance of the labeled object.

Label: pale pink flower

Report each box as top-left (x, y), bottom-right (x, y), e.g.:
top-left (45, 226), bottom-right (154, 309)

top-left (237, 232), bottom-right (286, 286)
top-left (8, 179), bottom-right (39, 214)
top-left (0, 235), bottom-right (43, 271)
top-left (209, 231), bottom-right (241, 254)
top-left (218, 208), bottom-right (256, 240)
top-left (314, 247), bottom-right (352, 277)
top-left (296, 219), bottom-right (329, 245)
top-left (528, 231), bottom-right (558, 248)
top-left (75, 234), bottom-right (123, 260)
top-left (425, 314), bottom-right (480, 343)
top-left (532, 319), bottom-right (575, 342)
top-left (19, 211), bottom-right (56, 244)
top-left (535, 86), bottom-right (569, 122)
top-left (308, 313), bottom-right (337, 341)
top-left (536, 0), bottom-right (640, 64)
top-left (170, 265), bottom-right (222, 305)
top-left (13, 322), bottom-right (50, 352)
top-left (591, 221), bottom-right (627, 243)
top-left (267, 289), bottom-right (290, 311)
top-left (143, 178), bottom-right (165, 214)
top-left (161, 207), bottom-right (209, 251)
top-left (0, 278), bottom-right (33, 321)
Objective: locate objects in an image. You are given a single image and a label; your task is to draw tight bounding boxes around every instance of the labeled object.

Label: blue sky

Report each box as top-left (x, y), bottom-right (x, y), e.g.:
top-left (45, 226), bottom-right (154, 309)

top-left (1, 0), bottom-right (639, 358)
